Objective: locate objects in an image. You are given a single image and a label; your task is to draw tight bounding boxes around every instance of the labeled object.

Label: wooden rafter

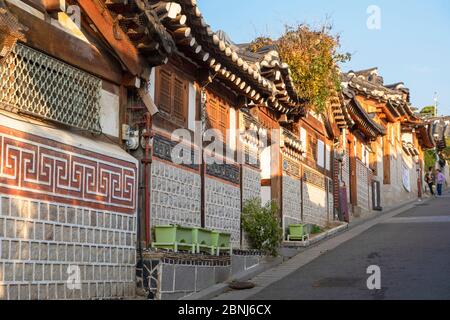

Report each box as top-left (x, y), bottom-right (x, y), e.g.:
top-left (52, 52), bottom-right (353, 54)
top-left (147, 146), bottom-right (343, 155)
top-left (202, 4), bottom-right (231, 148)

top-left (77, 0), bottom-right (150, 79)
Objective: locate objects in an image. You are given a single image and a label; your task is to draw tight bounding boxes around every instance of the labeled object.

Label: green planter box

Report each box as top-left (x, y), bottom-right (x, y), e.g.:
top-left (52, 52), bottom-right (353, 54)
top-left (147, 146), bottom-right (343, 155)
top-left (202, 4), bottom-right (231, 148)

top-left (211, 231), bottom-right (232, 256)
top-left (152, 225), bottom-right (195, 253)
top-left (287, 224), bottom-right (310, 242)
top-left (192, 228), bottom-right (215, 254)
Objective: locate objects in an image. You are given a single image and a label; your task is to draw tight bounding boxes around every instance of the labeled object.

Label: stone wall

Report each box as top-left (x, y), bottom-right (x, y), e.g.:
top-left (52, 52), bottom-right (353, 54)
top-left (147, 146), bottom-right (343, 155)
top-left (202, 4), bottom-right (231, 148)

top-left (282, 174), bottom-right (302, 234)
top-left (242, 166), bottom-right (261, 203)
top-left (302, 166), bottom-right (329, 227)
top-left (142, 251), bottom-right (263, 300)
top-left (0, 197), bottom-right (136, 300)
top-left (302, 183), bottom-right (329, 227)
top-left (342, 153), bottom-right (351, 208)
top-left (327, 180), bottom-right (334, 220)
top-left (0, 115), bottom-right (138, 300)
top-left (356, 160), bottom-right (371, 214)
top-left (205, 177), bottom-right (241, 247)
top-left (241, 166), bottom-right (261, 249)
top-left (150, 160), bottom-right (201, 227)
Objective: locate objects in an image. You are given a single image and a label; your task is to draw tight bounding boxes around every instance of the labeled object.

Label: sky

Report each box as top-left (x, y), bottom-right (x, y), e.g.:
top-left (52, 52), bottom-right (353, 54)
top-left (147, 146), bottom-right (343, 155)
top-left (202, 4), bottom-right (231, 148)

top-left (197, 0), bottom-right (450, 115)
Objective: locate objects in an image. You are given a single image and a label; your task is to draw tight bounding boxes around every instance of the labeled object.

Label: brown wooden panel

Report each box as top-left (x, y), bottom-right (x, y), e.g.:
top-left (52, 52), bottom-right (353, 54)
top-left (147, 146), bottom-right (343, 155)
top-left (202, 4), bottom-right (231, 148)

top-left (349, 136), bottom-right (358, 206)
top-left (154, 65), bottom-right (188, 128)
top-left (383, 135), bottom-right (391, 184)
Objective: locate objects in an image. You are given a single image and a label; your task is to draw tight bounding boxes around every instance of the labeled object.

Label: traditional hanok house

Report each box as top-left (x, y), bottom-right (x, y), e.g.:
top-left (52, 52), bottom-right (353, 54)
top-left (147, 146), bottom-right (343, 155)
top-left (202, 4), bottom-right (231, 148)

top-left (0, 0), bottom-right (149, 300)
top-left (107, 0), bottom-right (341, 249)
top-left (101, 1), bottom-right (318, 299)
top-left (425, 116), bottom-right (449, 167)
top-left (235, 43), bottom-right (341, 235)
top-left (340, 68), bottom-right (432, 215)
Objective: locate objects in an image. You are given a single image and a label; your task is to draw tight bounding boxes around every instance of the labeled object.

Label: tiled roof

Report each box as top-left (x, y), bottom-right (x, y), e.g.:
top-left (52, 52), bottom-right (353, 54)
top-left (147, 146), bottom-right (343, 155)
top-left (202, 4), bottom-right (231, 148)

top-left (106, 0), bottom-right (305, 115)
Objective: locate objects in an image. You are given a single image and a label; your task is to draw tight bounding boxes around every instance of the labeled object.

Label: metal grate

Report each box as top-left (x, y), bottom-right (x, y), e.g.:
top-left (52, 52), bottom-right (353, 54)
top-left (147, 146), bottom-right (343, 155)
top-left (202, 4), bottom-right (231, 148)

top-left (0, 43), bottom-right (102, 133)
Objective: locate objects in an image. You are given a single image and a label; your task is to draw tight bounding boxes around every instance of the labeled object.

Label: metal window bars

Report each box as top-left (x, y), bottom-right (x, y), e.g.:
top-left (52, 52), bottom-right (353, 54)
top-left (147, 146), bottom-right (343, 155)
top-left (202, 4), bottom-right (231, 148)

top-left (0, 43), bottom-right (102, 133)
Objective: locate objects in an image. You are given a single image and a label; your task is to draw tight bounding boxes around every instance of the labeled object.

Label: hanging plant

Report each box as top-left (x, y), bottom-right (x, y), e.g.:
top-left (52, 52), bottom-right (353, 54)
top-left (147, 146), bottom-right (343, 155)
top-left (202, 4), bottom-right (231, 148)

top-left (250, 23), bottom-right (351, 114)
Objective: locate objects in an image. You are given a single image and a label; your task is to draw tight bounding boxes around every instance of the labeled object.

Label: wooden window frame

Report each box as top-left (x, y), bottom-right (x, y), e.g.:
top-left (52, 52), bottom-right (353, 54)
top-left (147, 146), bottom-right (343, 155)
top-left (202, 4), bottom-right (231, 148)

top-left (154, 65), bottom-right (189, 128)
top-left (206, 92), bottom-right (230, 142)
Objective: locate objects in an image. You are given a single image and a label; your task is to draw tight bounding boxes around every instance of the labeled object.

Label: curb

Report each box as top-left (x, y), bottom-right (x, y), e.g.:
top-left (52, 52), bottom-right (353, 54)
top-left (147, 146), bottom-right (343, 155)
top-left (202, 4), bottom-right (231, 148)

top-left (183, 197), bottom-right (433, 300)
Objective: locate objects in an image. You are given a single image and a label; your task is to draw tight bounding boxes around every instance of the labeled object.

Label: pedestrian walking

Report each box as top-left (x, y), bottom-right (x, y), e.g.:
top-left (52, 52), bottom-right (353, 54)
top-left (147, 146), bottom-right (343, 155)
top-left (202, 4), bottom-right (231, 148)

top-left (425, 167), bottom-right (435, 196)
top-left (436, 169), bottom-right (446, 196)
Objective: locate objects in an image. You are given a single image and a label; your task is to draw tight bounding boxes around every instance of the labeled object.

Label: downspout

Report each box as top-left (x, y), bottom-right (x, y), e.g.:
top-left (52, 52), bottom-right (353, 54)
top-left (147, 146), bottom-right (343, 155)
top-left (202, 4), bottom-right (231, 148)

top-left (142, 112), bottom-right (153, 244)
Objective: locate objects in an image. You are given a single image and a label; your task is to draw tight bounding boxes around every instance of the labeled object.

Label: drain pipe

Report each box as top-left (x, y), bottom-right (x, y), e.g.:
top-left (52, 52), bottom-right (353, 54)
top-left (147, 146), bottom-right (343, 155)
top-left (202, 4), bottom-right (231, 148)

top-left (142, 112), bottom-right (153, 245)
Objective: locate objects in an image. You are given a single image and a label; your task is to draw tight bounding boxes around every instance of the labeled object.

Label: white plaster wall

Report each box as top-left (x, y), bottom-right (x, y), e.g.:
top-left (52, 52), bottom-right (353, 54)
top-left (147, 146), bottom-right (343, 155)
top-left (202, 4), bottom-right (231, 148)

top-left (149, 68), bottom-right (156, 99)
top-left (188, 83), bottom-right (197, 132)
top-left (99, 89), bottom-right (120, 138)
top-left (260, 147), bottom-right (271, 180)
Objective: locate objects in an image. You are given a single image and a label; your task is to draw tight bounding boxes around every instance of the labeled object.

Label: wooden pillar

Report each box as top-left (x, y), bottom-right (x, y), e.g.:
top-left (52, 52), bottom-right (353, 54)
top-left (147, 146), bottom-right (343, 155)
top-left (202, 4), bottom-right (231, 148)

top-left (271, 129), bottom-right (283, 221)
top-left (383, 133), bottom-right (391, 185)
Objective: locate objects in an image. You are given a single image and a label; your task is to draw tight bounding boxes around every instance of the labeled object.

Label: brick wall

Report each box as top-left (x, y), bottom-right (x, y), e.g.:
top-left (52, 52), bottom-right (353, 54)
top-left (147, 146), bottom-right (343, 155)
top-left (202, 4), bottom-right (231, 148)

top-left (0, 115), bottom-right (138, 300)
top-left (0, 197), bottom-right (136, 300)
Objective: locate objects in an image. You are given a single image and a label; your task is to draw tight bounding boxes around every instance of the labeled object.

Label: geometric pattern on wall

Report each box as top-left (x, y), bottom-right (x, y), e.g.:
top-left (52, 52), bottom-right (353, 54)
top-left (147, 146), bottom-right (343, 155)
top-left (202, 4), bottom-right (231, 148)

top-left (0, 125), bottom-right (137, 214)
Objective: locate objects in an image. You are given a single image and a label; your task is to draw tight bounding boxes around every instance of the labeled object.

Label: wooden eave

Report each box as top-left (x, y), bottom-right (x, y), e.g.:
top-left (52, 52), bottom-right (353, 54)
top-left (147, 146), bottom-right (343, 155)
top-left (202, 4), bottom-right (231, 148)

top-left (347, 98), bottom-right (386, 139)
top-left (107, 0), bottom-right (304, 116)
top-left (78, 0), bottom-right (152, 79)
top-left (103, 0), bottom-right (176, 67)
top-left (417, 125), bottom-right (435, 149)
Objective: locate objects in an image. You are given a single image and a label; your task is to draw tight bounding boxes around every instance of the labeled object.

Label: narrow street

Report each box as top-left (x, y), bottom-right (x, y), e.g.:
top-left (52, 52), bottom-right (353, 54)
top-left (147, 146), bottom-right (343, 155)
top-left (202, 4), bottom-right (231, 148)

top-left (217, 195), bottom-right (450, 300)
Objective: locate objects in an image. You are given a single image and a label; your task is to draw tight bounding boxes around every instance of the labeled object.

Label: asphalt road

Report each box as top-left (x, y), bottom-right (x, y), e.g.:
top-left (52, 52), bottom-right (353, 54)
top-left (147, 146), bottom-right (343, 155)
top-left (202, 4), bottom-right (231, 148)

top-left (249, 196), bottom-right (450, 300)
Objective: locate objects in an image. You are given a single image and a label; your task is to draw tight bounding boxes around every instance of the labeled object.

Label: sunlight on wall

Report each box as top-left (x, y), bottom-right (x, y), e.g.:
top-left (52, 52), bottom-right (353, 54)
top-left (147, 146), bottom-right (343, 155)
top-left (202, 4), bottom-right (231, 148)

top-left (306, 184), bottom-right (326, 208)
top-left (0, 284), bottom-right (4, 299)
top-left (17, 200), bottom-right (31, 239)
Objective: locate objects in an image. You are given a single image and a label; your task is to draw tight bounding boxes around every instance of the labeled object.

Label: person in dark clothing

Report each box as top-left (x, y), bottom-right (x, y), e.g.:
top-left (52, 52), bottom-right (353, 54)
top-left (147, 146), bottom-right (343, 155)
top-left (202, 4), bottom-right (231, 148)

top-left (425, 167), bottom-right (435, 196)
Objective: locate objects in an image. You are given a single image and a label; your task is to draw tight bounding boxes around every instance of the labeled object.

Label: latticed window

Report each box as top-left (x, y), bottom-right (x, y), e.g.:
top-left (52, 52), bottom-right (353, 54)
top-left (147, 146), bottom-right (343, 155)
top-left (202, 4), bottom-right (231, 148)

top-left (155, 66), bottom-right (188, 127)
top-left (206, 93), bottom-right (229, 141)
top-left (0, 43), bottom-right (102, 133)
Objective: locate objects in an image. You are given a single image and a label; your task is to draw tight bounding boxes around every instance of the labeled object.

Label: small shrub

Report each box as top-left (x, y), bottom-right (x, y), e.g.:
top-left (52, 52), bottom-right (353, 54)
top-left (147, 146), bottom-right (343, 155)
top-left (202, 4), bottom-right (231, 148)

top-left (311, 225), bottom-right (322, 234)
top-left (241, 199), bottom-right (283, 256)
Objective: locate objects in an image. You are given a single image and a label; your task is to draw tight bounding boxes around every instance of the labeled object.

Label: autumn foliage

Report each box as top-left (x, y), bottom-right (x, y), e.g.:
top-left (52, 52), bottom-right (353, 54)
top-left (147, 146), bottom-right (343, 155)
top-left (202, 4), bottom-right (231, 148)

top-left (250, 24), bottom-right (351, 114)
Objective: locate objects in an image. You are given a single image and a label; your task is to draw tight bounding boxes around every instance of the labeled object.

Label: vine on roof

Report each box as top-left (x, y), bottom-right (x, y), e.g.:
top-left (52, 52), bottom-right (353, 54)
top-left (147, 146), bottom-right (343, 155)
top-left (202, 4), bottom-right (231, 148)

top-left (250, 23), bottom-right (351, 114)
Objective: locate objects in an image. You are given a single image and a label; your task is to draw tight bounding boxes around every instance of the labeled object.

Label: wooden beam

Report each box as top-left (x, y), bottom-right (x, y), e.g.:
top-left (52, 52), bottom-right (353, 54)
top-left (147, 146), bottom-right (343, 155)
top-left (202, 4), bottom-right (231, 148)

top-left (77, 0), bottom-right (149, 79)
top-left (42, 0), bottom-right (64, 13)
top-left (7, 3), bottom-right (123, 84)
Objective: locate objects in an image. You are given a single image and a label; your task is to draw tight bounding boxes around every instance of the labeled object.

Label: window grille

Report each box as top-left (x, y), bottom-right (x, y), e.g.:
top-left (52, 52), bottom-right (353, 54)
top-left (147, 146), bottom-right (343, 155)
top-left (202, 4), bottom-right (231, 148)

top-left (0, 43), bottom-right (102, 133)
